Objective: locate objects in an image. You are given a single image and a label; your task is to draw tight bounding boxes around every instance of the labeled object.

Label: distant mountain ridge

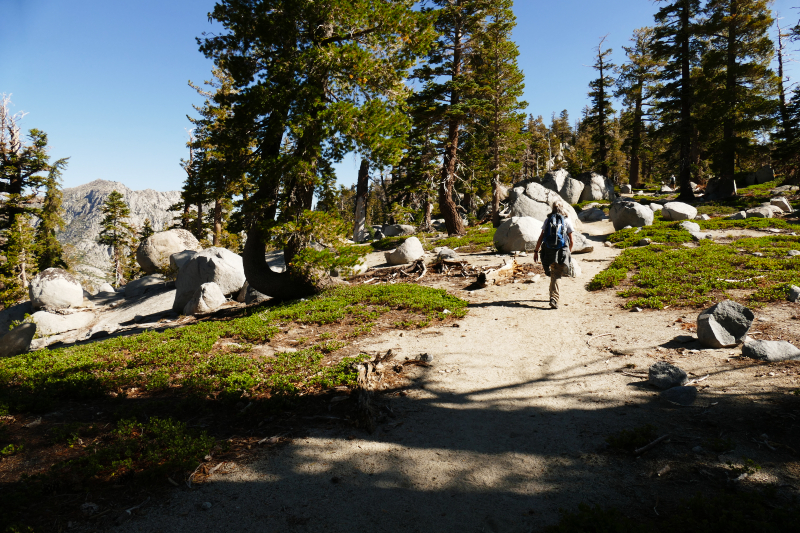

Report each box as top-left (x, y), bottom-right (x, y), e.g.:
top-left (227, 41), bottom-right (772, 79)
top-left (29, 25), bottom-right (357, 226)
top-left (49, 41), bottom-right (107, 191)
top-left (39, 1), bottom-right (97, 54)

top-left (58, 179), bottom-right (181, 288)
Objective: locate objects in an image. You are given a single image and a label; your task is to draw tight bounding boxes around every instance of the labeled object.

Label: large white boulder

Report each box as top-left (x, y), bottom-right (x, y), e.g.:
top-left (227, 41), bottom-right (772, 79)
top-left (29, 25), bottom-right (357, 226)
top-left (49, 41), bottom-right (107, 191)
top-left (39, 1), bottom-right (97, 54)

top-left (32, 310), bottom-right (95, 336)
top-left (662, 202), bottom-right (698, 221)
top-left (125, 275), bottom-right (168, 299)
top-left (137, 229), bottom-right (202, 275)
top-left (542, 169), bottom-right (585, 205)
top-left (493, 217), bottom-right (542, 254)
top-left (183, 282), bottom-right (227, 316)
top-left (609, 201), bottom-right (654, 231)
top-left (173, 247), bottom-right (246, 313)
top-left (571, 232), bottom-right (594, 254)
top-left (170, 250), bottom-right (199, 271)
top-left (385, 237), bottom-right (425, 265)
top-left (29, 268), bottom-right (84, 310)
top-left (507, 182), bottom-right (582, 230)
top-left (577, 172), bottom-right (616, 203)
top-left (382, 224), bottom-right (416, 237)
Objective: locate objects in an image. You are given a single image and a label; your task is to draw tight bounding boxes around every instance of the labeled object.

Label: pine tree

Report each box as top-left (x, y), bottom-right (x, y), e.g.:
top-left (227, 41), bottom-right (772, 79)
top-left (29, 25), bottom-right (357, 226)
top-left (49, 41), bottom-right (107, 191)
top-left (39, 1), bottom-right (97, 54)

top-left (1, 94), bottom-right (69, 302)
top-left (470, 0), bottom-right (527, 227)
top-left (413, 0), bottom-right (486, 235)
top-left (36, 161), bottom-right (67, 270)
top-left (652, 0), bottom-right (702, 201)
top-left (0, 214), bottom-right (38, 306)
top-left (701, 0), bottom-right (778, 181)
top-left (97, 191), bottom-right (135, 287)
top-left (140, 218), bottom-right (155, 241)
top-left (585, 37), bottom-right (616, 177)
top-left (616, 27), bottom-right (661, 188)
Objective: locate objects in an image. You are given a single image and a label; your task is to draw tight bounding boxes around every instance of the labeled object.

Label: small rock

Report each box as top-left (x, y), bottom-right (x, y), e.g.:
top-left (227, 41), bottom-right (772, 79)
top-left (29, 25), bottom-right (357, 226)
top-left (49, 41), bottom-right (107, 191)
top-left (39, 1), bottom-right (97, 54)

top-left (650, 203), bottom-right (664, 212)
top-left (726, 211), bottom-right (747, 220)
top-left (437, 247), bottom-right (459, 261)
top-left (662, 202), bottom-right (698, 221)
top-left (752, 252), bottom-right (764, 257)
top-left (202, 502), bottom-right (212, 511)
top-left (679, 221), bottom-right (701, 233)
top-left (697, 214), bottom-right (711, 221)
top-left (637, 238), bottom-right (652, 247)
top-left (649, 361), bottom-right (688, 390)
top-left (418, 353), bottom-right (434, 363)
top-left (631, 307), bottom-right (643, 313)
top-left (789, 285), bottom-right (800, 303)
top-left (697, 300), bottom-right (754, 348)
top-left (742, 340), bottom-right (800, 362)
top-left (81, 503), bottom-right (100, 516)
top-left (689, 231), bottom-right (712, 242)
top-left (788, 250), bottom-right (800, 257)
top-left (660, 386), bottom-right (697, 406)
top-left (771, 197), bottom-right (793, 213)
top-left (604, 241), bottom-right (613, 248)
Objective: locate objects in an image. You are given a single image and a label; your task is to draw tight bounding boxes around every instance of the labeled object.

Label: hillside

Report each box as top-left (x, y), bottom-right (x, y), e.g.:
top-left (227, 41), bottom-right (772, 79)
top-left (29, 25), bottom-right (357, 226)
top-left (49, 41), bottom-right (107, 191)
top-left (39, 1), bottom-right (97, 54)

top-left (58, 179), bottom-right (181, 288)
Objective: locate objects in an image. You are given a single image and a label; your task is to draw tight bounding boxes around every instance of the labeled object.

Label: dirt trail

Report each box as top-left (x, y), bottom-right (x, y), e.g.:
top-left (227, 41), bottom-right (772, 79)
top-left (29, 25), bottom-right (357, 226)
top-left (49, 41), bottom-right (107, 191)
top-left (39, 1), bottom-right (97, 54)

top-left (119, 221), bottom-right (800, 533)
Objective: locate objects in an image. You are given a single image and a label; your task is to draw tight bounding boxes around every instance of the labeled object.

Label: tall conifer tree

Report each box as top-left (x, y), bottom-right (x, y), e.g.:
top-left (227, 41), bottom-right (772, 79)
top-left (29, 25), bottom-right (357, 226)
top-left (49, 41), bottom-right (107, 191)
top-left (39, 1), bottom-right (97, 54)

top-left (701, 0), bottom-right (778, 181)
top-left (585, 37), bottom-right (616, 177)
top-left (470, 0), bottom-right (527, 227)
top-left (652, 0), bottom-right (702, 200)
top-left (97, 191), bottom-right (135, 287)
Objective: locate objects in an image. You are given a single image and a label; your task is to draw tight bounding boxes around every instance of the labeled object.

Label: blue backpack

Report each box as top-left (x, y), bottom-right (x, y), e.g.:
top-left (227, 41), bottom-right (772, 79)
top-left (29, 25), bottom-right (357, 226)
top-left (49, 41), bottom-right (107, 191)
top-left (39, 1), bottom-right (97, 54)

top-left (544, 213), bottom-right (568, 249)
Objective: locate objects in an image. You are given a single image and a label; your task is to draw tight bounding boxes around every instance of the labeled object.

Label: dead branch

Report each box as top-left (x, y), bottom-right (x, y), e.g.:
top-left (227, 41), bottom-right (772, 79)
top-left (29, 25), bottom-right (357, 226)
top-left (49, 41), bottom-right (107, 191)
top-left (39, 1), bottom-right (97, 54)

top-left (635, 434), bottom-right (670, 455)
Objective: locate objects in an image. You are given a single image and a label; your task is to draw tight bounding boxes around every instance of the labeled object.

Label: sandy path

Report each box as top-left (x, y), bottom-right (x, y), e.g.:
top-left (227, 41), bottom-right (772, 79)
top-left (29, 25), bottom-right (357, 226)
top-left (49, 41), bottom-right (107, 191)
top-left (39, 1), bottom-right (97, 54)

top-left (118, 221), bottom-right (798, 533)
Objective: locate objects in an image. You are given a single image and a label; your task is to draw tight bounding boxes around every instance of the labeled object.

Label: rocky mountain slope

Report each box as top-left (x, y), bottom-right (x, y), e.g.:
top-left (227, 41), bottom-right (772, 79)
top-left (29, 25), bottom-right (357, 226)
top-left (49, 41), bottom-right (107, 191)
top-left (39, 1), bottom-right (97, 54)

top-left (58, 179), bottom-right (181, 288)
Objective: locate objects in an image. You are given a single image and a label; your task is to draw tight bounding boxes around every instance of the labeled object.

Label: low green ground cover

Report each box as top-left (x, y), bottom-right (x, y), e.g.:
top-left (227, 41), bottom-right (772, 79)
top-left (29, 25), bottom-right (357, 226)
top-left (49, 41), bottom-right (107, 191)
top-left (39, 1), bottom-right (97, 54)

top-left (590, 234), bottom-right (800, 309)
top-left (432, 224), bottom-right (496, 252)
top-left (607, 216), bottom-right (800, 249)
top-left (0, 284), bottom-right (468, 414)
top-left (371, 224), bottom-right (497, 254)
top-left (0, 284), bottom-right (468, 531)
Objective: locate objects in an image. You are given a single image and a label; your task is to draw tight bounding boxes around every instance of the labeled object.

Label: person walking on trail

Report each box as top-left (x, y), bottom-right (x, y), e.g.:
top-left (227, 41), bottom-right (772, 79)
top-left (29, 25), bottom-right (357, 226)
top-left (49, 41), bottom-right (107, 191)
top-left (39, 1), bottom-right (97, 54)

top-left (533, 202), bottom-right (574, 309)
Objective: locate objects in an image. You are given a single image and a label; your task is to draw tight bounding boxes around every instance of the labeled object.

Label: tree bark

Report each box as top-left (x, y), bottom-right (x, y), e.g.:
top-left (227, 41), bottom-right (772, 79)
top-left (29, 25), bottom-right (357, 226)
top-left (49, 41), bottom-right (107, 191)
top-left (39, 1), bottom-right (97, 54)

top-left (721, 0), bottom-right (738, 185)
top-left (629, 89), bottom-right (643, 188)
top-left (439, 7), bottom-right (466, 236)
top-left (352, 159), bottom-right (369, 242)
top-left (213, 199), bottom-right (222, 246)
top-left (677, 0), bottom-right (696, 202)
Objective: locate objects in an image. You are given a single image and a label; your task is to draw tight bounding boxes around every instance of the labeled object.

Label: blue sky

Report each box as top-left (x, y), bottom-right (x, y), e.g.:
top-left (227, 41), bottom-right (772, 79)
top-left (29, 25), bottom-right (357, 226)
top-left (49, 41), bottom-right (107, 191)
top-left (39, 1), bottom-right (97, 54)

top-left (3, 0), bottom-right (799, 192)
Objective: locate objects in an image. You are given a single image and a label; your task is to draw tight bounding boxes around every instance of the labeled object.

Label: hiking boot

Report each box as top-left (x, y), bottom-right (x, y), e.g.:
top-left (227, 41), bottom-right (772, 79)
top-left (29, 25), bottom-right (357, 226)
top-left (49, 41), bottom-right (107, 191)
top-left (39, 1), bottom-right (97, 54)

top-left (550, 298), bottom-right (558, 309)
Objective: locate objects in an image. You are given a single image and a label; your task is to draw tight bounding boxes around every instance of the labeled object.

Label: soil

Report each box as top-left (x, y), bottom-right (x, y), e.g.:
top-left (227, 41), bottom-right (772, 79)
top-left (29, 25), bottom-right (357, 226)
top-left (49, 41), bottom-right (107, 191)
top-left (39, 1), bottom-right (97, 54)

top-left (19, 220), bottom-right (800, 532)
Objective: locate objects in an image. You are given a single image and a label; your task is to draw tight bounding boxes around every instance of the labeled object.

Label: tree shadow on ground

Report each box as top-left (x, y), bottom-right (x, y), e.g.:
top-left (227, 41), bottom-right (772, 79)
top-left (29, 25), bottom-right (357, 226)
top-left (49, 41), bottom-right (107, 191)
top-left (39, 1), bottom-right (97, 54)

top-left (51, 365), bottom-right (795, 533)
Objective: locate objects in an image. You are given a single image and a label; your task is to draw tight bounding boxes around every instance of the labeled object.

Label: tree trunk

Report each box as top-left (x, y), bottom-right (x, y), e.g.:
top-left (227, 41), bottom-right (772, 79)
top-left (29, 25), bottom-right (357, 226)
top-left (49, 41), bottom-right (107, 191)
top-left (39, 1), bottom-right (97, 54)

top-left (677, 0), bottom-right (696, 202)
top-left (213, 199), bottom-right (222, 246)
top-left (629, 89), bottom-right (643, 188)
top-left (721, 1), bottom-right (738, 185)
top-left (196, 201), bottom-right (204, 240)
top-left (242, 224), bottom-right (323, 301)
top-left (777, 22), bottom-right (789, 131)
top-left (598, 55), bottom-right (608, 177)
top-left (352, 159), bottom-right (369, 242)
top-left (439, 9), bottom-right (466, 236)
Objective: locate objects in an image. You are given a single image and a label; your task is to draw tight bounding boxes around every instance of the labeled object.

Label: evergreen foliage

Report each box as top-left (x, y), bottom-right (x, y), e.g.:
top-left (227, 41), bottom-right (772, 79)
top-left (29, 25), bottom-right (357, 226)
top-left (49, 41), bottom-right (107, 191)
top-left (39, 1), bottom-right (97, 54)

top-left (0, 95), bottom-right (68, 305)
top-left (96, 191), bottom-right (135, 287)
top-left (585, 37), bottom-right (616, 177)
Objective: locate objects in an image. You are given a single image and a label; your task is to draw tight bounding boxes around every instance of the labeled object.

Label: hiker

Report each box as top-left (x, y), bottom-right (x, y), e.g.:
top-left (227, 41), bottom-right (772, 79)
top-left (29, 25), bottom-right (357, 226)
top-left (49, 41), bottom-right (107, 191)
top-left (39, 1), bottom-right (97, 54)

top-left (533, 202), bottom-right (574, 309)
